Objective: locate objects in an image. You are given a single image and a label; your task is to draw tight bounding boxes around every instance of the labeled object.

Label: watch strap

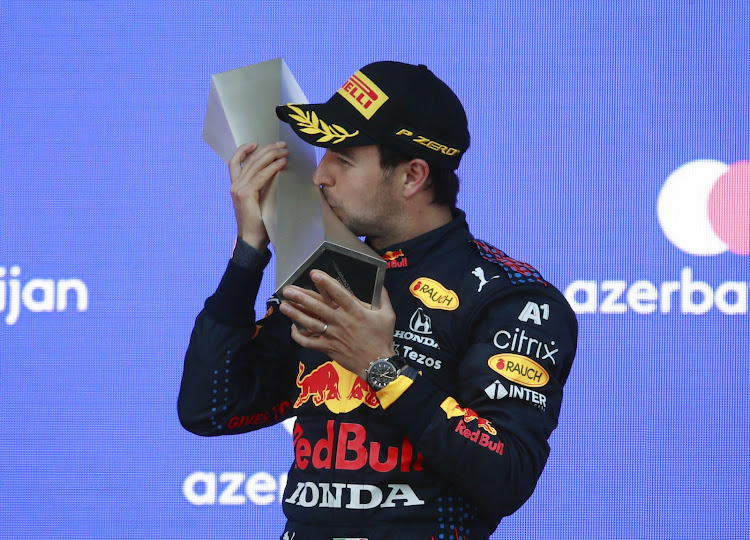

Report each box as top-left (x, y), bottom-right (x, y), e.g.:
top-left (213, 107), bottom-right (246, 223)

top-left (376, 364), bottom-right (420, 409)
top-left (385, 354), bottom-right (407, 370)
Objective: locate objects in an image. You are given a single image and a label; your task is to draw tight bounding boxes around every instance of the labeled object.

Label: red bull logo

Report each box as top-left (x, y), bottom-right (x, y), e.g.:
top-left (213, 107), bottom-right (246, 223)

top-left (347, 377), bottom-right (380, 408)
top-left (295, 362), bottom-right (380, 413)
top-left (383, 249), bottom-right (408, 269)
top-left (293, 420), bottom-right (424, 472)
top-left (440, 398), bottom-right (504, 455)
top-left (440, 397), bottom-right (497, 435)
top-left (382, 249), bottom-right (404, 261)
top-left (454, 420), bottom-right (504, 455)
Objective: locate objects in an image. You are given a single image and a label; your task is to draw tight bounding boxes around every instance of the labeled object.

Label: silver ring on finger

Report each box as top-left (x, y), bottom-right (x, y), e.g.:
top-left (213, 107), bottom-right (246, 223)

top-left (309, 323), bottom-right (328, 338)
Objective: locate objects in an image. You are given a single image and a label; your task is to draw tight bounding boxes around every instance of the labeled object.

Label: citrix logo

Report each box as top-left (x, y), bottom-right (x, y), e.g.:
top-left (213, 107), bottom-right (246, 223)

top-left (1, 265), bottom-right (89, 325)
top-left (657, 160), bottom-right (749, 256)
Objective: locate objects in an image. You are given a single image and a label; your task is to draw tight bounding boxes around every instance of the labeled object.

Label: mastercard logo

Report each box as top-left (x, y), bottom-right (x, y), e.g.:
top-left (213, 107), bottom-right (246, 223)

top-left (657, 160), bottom-right (749, 256)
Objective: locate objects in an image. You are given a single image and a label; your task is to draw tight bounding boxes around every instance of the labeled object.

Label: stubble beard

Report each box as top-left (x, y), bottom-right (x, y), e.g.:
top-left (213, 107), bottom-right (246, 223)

top-left (322, 174), bottom-right (399, 239)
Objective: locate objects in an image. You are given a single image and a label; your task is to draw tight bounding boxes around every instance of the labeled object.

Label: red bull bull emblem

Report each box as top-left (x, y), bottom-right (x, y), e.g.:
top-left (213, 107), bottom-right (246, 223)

top-left (440, 397), bottom-right (497, 435)
top-left (382, 249), bottom-right (408, 269)
top-left (382, 249), bottom-right (404, 261)
top-left (295, 362), bottom-right (380, 413)
top-left (440, 397), bottom-right (503, 455)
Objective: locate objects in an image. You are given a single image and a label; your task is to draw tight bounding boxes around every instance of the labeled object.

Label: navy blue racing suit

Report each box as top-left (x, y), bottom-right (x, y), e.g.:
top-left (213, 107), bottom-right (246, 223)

top-left (178, 210), bottom-right (577, 540)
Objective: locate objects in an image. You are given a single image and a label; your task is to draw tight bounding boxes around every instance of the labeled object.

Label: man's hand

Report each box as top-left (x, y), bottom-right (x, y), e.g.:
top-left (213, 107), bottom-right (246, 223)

top-left (279, 271), bottom-right (396, 380)
top-left (228, 141), bottom-right (288, 250)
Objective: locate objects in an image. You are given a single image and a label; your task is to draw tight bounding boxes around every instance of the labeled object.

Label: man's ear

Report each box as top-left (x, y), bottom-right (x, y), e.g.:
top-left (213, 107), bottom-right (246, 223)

top-left (401, 158), bottom-right (431, 199)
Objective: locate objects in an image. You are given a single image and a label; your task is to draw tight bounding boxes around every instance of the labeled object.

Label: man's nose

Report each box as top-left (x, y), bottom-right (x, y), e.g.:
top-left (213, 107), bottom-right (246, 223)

top-left (313, 152), bottom-right (334, 187)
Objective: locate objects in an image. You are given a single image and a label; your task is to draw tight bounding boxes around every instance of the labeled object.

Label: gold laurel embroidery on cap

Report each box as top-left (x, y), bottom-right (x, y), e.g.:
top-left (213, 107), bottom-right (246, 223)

top-left (285, 104), bottom-right (359, 144)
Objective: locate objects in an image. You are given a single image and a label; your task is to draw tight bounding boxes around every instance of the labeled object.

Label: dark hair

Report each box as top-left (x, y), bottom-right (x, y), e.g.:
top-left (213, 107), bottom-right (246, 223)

top-left (377, 145), bottom-right (460, 209)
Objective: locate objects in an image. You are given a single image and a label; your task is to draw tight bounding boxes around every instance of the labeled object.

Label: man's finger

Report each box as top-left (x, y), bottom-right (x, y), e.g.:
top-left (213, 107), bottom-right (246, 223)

top-left (290, 322), bottom-right (324, 350)
top-left (309, 271), bottom-right (358, 310)
top-left (241, 142), bottom-right (287, 179)
top-left (229, 142), bottom-right (258, 181)
top-left (280, 300), bottom-right (328, 336)
top-left (230, 142), bottom-right (287, 188)
top-left (282, 285), bottom-right (325, 305)
top-left (281, 287), bottom-right (331, 322)
top-left (314, 278), bottom-right (339, 308)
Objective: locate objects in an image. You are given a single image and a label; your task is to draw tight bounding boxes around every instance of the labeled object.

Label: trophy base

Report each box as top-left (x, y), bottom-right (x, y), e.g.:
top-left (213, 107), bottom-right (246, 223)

top-left (274, 241), bottom-right (386, 308)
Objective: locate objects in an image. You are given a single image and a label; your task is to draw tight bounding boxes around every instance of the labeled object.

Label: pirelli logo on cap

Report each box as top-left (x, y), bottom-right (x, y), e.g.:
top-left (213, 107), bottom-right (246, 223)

top-left (337, 70), bottom-right (389, 119)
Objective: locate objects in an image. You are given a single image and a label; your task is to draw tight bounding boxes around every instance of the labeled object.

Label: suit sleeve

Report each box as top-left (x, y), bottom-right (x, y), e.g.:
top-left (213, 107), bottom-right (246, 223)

top-left (177, 256), bottom-right (300, 437)
top-left (376, 285), bottom-right (577, 522)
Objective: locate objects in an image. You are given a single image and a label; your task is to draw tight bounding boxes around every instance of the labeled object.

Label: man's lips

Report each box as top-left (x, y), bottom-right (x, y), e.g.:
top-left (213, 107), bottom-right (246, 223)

top-left (321, 190), bottom-right (337, 210)
top-left (320, 190), bottom-right (342, 218)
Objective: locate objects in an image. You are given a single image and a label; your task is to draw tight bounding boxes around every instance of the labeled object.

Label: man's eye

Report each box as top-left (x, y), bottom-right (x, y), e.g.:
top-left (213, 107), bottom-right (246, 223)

top-left (336, 155), bottom-right (351, 165)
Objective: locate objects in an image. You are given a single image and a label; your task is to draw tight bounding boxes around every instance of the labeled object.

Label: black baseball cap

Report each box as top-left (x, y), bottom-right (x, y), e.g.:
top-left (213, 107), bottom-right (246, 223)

top-left (276, 61), bottom-right (470, 170)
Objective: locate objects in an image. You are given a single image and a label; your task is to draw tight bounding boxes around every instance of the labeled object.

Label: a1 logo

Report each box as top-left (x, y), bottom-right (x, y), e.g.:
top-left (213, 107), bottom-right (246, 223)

top-left (518, 301), bottom-right (549, 325)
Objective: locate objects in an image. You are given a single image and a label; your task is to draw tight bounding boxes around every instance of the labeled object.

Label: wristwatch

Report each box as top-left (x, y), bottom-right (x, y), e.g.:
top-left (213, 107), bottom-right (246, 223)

top-left (366, 355), bottom-right (408, 391)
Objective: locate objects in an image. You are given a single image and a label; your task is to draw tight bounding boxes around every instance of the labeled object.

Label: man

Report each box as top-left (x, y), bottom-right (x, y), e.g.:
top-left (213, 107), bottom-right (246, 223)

top-left (179, 61), bottom-right (577, 540)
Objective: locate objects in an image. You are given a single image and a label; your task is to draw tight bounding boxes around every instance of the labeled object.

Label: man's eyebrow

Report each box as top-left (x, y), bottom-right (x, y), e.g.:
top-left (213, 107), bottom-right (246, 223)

top-left (335, 148), bottom-right (356, 159)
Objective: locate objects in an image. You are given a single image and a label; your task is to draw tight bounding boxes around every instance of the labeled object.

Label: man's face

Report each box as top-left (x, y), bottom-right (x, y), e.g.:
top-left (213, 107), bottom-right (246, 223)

top-left (313, 145), bottom-right (402, 239)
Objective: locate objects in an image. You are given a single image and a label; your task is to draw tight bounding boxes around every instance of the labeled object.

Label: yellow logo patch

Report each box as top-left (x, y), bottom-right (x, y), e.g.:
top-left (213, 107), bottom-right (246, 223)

top-left (295, 362), bottom-right (379, 413)
top-left (487, 354), bottom-right (549, 388)
top-left (395, 129), bottom-right (461, 157)
top-left (285, 104), bottom-right (359, 144)
top-left (440, 397), bottom-right (497, 435)
top-left (409, 277), bottom-right (459, 311)
top-left (337, 70), bottom-right (389, 119)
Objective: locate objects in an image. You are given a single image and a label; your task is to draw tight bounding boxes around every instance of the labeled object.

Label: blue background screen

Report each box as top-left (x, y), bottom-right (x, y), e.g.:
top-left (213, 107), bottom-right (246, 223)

top-left (2, 2), bottom-right (748, 538)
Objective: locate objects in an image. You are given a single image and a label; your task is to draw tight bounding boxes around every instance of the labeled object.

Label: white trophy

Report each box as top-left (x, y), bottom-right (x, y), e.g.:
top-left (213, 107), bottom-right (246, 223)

top-left (202, 58), bottom-right (386, 307)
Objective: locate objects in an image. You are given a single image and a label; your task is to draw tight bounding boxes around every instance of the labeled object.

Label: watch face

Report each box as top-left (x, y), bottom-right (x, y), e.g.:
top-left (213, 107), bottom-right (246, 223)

top-left (368, 360), bottom-right (398, 390)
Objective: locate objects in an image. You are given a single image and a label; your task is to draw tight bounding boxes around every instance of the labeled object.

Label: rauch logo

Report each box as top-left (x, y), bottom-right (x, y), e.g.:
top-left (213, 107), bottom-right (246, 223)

top-left (564, 160), bottom-right (748, 315)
